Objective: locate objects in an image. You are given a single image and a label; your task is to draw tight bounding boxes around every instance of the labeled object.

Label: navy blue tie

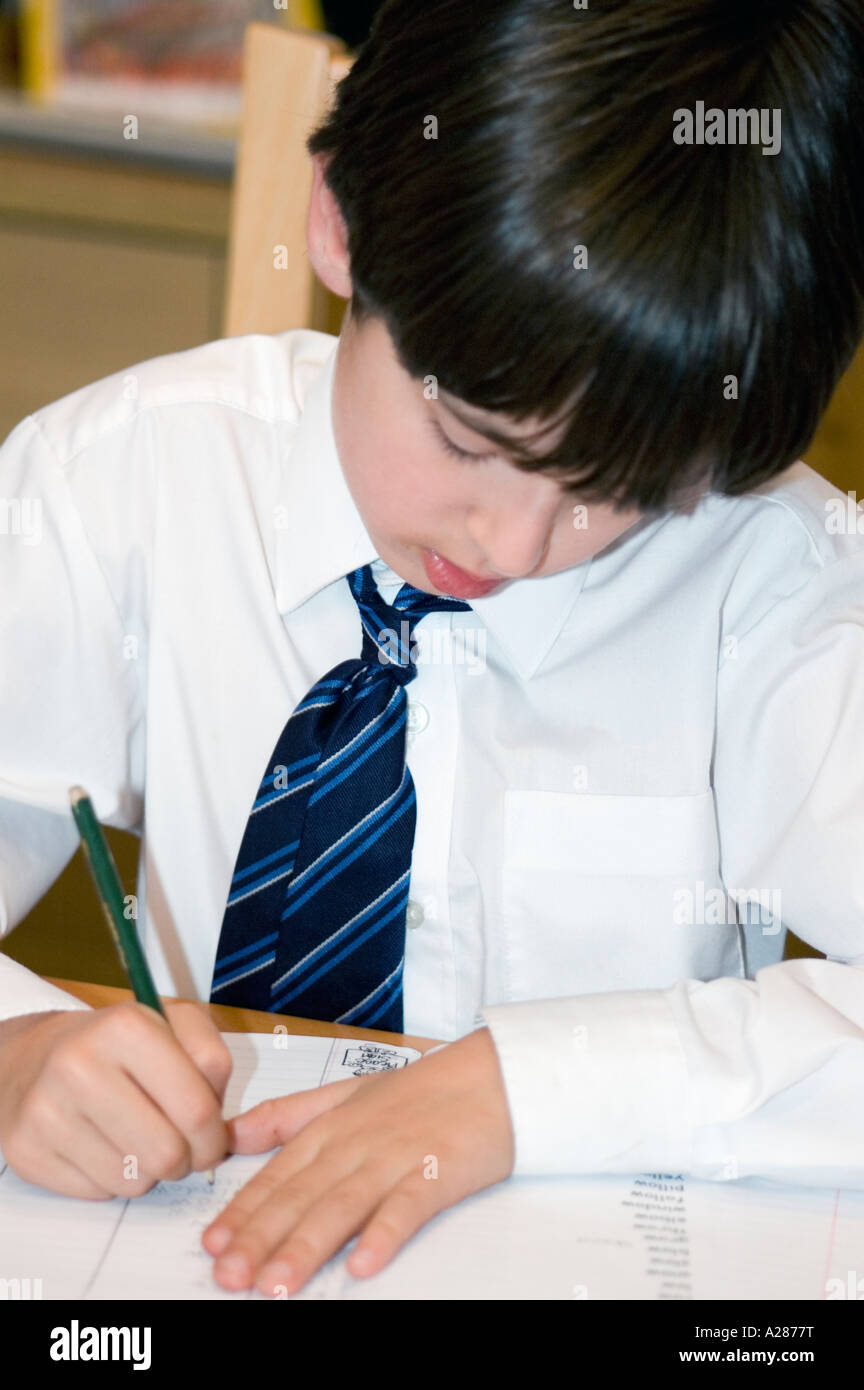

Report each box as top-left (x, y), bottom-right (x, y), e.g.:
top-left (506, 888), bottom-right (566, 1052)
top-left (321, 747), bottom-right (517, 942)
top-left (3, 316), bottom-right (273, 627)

top-left (209, 564), bottom-right (471, 1031)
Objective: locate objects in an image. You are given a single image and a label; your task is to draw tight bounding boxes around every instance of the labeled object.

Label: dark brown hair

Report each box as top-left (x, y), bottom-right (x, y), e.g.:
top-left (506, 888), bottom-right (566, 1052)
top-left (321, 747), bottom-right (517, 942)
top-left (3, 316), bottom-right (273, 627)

top-left (308, 0), bottom-right (864, 511)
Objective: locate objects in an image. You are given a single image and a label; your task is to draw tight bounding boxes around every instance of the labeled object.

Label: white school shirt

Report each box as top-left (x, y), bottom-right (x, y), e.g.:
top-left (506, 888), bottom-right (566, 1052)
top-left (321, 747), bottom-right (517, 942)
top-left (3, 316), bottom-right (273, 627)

top-left (1, 328), bottom-right (863, 1188)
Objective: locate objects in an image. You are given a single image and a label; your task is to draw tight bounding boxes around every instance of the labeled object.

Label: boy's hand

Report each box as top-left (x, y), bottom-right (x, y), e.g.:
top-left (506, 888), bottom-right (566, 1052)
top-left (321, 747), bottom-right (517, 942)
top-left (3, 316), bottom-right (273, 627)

top-left (0, 1002), bottom-right (232, 1196)
top-left (201, 1026), bottom-right (515, 1296)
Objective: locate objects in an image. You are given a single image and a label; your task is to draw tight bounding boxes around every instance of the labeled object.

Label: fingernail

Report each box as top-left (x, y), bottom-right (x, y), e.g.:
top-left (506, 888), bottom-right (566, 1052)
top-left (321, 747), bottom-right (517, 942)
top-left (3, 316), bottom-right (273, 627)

top-left (350, 1247), bottom-right (376, 1275)
top-left (206, 1226), bottom-right (232, 1254)
top-left (259, 1262), bottom-right (295, 1296)
top-left (216, 1252), bottom-right (250, 1282)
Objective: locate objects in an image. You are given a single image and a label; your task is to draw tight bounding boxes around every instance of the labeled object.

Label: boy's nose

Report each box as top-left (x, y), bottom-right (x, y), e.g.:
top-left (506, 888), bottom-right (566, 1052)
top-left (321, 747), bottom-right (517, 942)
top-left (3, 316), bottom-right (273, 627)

top-left (468, 487), bottom-right (560, 579)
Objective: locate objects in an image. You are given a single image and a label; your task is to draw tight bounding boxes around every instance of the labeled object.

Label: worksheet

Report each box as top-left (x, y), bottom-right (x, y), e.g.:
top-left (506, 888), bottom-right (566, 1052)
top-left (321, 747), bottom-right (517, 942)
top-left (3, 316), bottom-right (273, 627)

top-left (1, 1033), bottom-right (863, 1300)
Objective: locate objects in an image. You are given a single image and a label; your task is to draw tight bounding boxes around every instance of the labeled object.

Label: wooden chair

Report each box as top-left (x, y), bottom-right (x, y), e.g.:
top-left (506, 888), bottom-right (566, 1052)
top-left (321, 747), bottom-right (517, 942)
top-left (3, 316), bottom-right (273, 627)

top-left (804, 349), bottom-right (864, 497)
top-left (223, 23), bottom-right (353, 340)
top-left (1, 21), bottom-right (357, 994)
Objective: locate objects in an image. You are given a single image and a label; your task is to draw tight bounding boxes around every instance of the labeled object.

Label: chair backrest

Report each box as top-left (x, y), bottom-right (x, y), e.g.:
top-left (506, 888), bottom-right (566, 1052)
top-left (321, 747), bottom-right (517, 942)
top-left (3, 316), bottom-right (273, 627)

top-left (223, 23), bottom-right (353, 338)
top-left (804, 350), bottom-right (864, 497)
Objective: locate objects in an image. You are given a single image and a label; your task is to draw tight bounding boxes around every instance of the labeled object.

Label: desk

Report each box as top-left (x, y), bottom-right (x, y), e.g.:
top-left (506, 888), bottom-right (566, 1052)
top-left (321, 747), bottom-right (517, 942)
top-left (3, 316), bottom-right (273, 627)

top-left (11, 981), bottom-right (864, 1305)
top-left (43, 976), bottom-right (441, 1054)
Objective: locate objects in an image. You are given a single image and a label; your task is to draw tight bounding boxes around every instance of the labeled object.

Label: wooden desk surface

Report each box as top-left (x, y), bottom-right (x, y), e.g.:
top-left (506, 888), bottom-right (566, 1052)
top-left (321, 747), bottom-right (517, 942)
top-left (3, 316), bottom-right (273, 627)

top-left (44, 977), bottom-right (440, 1053)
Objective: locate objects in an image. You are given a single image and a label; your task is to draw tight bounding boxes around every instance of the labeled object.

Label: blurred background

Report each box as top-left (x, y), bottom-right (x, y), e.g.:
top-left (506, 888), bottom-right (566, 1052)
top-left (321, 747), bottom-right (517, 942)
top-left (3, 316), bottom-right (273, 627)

top-left (0, 0), bottom-right (859, 989)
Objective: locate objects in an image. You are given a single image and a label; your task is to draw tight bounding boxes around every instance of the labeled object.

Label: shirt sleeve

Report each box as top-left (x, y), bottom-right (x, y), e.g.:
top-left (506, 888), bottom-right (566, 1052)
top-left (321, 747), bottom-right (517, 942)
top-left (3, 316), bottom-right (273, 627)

top-left (0, 413), bottom-right (145, 1023)
top-left (481, 549), bottom-right (864, 1187)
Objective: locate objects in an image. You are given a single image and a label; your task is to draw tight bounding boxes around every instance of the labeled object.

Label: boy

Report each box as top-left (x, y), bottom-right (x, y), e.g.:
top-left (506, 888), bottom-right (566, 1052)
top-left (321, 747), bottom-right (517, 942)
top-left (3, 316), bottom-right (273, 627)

top-left (1, 0), bottom-right (863, 1298)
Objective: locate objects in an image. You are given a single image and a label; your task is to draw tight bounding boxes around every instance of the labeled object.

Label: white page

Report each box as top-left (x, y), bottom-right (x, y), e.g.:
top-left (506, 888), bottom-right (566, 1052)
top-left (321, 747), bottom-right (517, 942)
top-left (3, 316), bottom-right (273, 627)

top-left (2, 1032), bottom-right (863, 1301)
top-left (0, 1033), bottom-right (419, 1301)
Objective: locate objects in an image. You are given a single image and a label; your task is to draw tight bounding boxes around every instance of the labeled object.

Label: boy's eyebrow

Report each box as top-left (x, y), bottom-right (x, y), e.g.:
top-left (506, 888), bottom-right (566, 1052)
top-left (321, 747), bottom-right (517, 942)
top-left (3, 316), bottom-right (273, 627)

top-left (437, 391), bottom-right (551, 460)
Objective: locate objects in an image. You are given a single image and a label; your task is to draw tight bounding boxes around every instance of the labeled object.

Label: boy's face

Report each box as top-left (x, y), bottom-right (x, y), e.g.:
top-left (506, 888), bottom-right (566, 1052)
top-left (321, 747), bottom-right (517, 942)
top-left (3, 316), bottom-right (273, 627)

top-left (331, 310), bottom-right (644, 599)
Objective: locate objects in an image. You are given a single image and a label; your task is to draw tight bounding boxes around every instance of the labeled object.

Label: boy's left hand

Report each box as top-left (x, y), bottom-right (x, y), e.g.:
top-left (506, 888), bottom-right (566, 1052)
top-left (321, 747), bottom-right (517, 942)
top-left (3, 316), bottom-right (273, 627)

top-left (201, 1026), bottom-right (514, 1296)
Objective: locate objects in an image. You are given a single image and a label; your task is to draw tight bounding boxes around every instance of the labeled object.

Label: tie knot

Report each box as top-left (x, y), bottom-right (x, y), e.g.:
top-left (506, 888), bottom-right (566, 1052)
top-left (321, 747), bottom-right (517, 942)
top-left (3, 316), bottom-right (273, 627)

top-left (346, 564), bottom-right (472, 685)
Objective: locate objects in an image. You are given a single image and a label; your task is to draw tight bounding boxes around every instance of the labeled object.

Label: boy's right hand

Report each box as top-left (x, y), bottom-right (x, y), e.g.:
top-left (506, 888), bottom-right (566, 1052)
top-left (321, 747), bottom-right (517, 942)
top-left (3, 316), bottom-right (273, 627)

top-left (0, 1001), bottom-right (232, 1198)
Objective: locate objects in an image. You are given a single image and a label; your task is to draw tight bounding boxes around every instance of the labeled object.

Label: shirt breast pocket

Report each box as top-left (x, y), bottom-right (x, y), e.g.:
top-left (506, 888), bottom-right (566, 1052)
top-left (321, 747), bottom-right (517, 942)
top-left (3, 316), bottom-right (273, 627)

top-left (497, 788), bottom-right (742, 1001)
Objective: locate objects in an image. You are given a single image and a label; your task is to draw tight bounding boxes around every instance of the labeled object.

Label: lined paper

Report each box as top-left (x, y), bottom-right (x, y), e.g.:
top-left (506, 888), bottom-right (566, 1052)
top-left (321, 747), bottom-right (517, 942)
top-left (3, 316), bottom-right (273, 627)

top-left (1, 1033), bottom-right (863, 1300)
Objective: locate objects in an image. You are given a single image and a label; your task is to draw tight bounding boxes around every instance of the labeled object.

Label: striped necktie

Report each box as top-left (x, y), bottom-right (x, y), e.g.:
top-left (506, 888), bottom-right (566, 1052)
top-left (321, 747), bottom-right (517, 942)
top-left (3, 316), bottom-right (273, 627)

top-left (209, 563), bottom-right (471, 1031)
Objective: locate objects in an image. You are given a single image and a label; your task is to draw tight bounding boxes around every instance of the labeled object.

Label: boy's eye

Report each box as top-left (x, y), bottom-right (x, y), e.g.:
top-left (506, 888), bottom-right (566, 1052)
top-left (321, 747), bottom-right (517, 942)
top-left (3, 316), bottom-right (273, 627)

top-left (426, 416), bottom-right (495, 462)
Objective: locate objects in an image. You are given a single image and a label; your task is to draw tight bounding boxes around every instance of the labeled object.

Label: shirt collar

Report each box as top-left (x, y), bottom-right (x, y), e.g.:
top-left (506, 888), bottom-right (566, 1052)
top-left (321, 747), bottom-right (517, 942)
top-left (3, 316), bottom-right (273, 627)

top-left (273, 337), bottom-right (595, 682)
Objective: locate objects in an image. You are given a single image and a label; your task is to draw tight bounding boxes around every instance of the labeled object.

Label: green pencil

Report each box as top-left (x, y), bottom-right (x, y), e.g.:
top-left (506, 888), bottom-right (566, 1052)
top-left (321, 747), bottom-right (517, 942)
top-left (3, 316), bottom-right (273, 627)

top-left (69, 786), bottom-right (216, 1186)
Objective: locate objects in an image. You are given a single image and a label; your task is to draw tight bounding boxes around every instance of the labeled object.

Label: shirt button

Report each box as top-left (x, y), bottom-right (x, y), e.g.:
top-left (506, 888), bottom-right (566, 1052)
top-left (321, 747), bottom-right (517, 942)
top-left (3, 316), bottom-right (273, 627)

top-left (405, 899), bottom-right (425, 929)
top-left (406, 701), bottom-right (429, 734)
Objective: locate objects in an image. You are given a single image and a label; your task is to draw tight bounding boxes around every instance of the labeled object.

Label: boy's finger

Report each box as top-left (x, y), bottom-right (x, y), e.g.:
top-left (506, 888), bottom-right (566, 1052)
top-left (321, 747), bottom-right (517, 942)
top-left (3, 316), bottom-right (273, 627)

top-left (52, 1079), bottom-right (193, 1194)
top-left (90, 1006), bottom-right (229, 1170)
top-left (34, 1150), bottom-right (115, 1202)
top-left (348, 1178), bottom-right (447, 1278)
top-left (254, 1177), bottom-right (386, 1296)
top-left (227, 1076), bottom-right (364, 1151)
top-left (5, 1120), bottom-right (114, 1200)
top-left (162, 1002), bottom-right (234, 1102)
top-left (204, 1145), bottom-right (341, 1270)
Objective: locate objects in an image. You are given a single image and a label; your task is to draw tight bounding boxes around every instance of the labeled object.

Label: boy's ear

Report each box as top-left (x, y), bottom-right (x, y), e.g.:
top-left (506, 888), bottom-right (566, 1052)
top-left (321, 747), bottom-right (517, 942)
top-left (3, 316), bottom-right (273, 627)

top-left (306, 153), bottom-right (353, 300)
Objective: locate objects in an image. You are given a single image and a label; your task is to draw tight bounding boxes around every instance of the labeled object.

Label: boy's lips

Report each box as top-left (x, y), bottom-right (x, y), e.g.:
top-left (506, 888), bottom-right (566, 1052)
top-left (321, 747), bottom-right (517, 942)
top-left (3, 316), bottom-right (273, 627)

top-left (421, 549), bottom-right (503, 599)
